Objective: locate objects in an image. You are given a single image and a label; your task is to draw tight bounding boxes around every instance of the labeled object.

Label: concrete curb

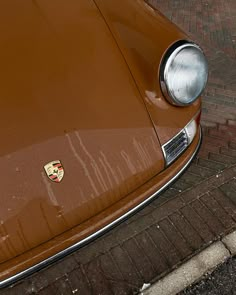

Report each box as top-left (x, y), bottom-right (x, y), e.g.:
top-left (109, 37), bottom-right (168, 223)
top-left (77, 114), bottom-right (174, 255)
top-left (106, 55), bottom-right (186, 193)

top-left (141, 230), bottom-right (236, 295)
top-left (222, 231), bottom-right (236, 256)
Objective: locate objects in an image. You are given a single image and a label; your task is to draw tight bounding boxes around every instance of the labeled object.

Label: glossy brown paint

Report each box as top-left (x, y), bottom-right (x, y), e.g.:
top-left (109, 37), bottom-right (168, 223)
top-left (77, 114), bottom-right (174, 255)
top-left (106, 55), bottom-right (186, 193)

top-left (94, 0), bottom-right (201, 143)
top-left (0, 128), bottom-right (201, 283)
top-left (0, 0), bottom-right (201, 283)
top-left (0, 0), bottom-right (165, 262)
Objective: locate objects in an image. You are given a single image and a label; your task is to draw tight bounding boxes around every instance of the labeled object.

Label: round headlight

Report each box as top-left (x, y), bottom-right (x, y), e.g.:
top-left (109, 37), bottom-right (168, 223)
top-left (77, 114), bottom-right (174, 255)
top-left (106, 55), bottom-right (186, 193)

top-left (160, 42), bottom-right (208, 106)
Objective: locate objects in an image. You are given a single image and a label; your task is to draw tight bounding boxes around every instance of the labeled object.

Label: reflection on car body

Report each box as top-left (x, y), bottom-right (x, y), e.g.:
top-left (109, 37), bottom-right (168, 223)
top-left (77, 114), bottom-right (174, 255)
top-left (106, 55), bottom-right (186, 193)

top-left (0, 0), bottom-right (207, 287)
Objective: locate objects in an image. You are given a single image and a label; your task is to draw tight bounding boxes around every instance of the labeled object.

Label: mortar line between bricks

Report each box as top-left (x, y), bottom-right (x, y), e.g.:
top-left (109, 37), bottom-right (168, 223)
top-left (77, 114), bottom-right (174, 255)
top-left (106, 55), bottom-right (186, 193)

top-left (80, 264), bottom-right (92, 293)
top-left (201, 192), bottom-right (232, 231)
top-left (100, 252), bottom-right (133, 290)
top-left (132, 235), bottom-right (157, 276)
top-left (188, 199), bottom-right (222, 238)
top-left (179, 164), bottom-right (236, 201)
top-left (145, 227), bottom-right (172, 268)
top-left (96, 255), bottom-right (115, 294)
top-left (209, 190), bottom-right (236, 229)
top-left (147, 227), bottom-right (175, 275)
top-left (121, 240), bottom-right (144, 282)
top-left (110, 246), bottom-right (143, 290)
top-left (179, 205), bottom-right (212, 244)
top-left (163, 216), bottom-right (194, 256)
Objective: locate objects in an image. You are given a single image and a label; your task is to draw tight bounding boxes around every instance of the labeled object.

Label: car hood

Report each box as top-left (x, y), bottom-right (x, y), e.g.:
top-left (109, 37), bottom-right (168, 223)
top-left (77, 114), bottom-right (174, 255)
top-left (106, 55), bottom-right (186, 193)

top-left (94, 0), bottom-right (200, 144)
top-left (0, 0), bottom-right (165, 262)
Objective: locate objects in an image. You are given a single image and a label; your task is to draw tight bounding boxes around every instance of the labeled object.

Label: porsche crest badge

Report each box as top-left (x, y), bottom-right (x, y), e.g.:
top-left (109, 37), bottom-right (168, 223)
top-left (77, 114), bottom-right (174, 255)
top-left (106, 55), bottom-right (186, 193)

top-left (44, 160), bottom-right (64, 183)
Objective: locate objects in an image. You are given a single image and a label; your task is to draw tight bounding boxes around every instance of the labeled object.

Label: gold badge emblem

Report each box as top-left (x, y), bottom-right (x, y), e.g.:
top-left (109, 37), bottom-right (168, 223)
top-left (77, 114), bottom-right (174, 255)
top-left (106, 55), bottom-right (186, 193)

top-left (44, 160), bottom-right (64, 183)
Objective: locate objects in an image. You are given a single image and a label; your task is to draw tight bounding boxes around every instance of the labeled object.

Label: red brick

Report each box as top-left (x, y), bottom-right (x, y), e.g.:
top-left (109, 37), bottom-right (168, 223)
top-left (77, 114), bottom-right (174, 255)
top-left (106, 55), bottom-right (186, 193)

top-left (169, 212), bottom-right (203, 251)
top-left (207, 109), bottom-right (236, 121)
top-left (147, 224), bottom-right (181, 266)
top-left (208, 129), bottom-right (235, 141)
top-left (228, 119), bottom-right (236, 126)
top-left (110, 245), bottom-right (142, 290)
top-left (202, 113), bottom-right (227, 125)
top-left (203, 136), bottom-right (228, 148)
top-left (151, 197), bottom-right (185, 222)
top-left (38, 286), bottom-right (58, 295)
top-left (53, 276), bottom-right (73, 295)
top-left (172, 179), bottom-right (192, 191)
top-left (197, 158), bottom-right (227, 171)
top-left (123, 238), bottom-right (155, 282)
top-left (220, 147), bottom-right (236, 157)
top-left (66, 268), bottom-right (91, 295)
top-left (197, 149), bottom-right (209, 159)
top-left (158, 218), bottom-right (193, 259)
top-left (1, 282), bottom-right (38, 295)
top-left (219, 180), bottom-right (236, 206)
top-left (180, 172), bottom-right (203, 185)
top-left (201, 193), bottom-right (235, 229)
top-left (180, 205), bottom-right (215, 243)
top-left (99, 253), bottom-right (128, 295)
top-left (209, 153), bottom-right (236, 165)
top-left (212, 188), bottom-right (236, 222)
top-left (84, 258), bottom-right (113, 295)
top-left (135, 231), bottom-right (168, 274)
top-left (229, 141), bottom-right (236, 149)
top-left (190, 199), bottom-right (225, 235)
top-left (200, 141), bottom-right (221, 154)
top-left (219, 124), bottom-right (236, 135)
top-left (187, 164), bottom-right (216, 178)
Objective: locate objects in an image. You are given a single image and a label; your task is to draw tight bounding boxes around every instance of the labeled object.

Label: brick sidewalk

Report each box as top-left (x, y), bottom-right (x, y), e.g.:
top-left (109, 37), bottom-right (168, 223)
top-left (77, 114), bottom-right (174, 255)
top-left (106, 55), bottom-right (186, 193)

top-left (3, 1), bottom-right (236, 294)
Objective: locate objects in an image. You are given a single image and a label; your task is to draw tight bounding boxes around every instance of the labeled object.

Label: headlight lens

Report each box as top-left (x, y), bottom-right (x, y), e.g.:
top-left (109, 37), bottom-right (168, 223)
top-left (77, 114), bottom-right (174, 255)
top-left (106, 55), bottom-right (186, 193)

top-left (160, 42), bottom-right (208, 106)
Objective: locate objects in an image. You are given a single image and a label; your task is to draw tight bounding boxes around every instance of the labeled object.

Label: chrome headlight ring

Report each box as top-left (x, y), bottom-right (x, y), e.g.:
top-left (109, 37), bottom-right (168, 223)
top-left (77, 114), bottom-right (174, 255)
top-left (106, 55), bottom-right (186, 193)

top-left (160, 41), bottom-right (208, 106)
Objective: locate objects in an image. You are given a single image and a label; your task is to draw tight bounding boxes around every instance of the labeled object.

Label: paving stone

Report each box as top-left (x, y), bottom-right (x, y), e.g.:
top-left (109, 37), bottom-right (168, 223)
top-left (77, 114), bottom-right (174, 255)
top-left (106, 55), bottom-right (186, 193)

top-left (158, 218), bottom-right (192, 260)
top-left (197, 158), bottom-right (227, 171)
top-left (151, 197), bottom-right (185, 221)
top-left (220, 147), bottom-right (236, 158)
top-left (213, 188), bottom-right (236, 222)
top-left (39, 256), bottom-right (76, 285)
top-left (190, 199), bottom-right (225, 236)
top-left (38, 285), bottom-right (57, 295)
top-left (74, 237), bottom-right (106, 265)
top-left (52, 276), bottom-right (73, 295)
top-left (209, 129), bottom-right (236, 141)
top-left (169, 212), bottom-right (203, 251)
top-left (122, 237), bottom-right (155, 282)
top-left (219, 180), bottom-right (236, 205)
top-left (179, 172), bottom-right (203, 185)
top-left (110, 245), bottom-right (142, 292)
top-left (180, 205), bottom-right (215, 243)
top-left (66, 267), bottom-right (91, 295)
top-left (209, 153), bottom-right (236, 165)
top-left (201, 193), bottom-right (236, 230)
top-left (1, 281), bottom-right (37, 295)
top-left (84, 258), bottom-right (112, 295)
top-left (171, 179), bottom-right (193, 191)
top-left (135, 231), bottom-right (169, 274)
top-left (99, 253), bottom-right (128, 295)
top-left (187, 164), bottom-right (216, 178)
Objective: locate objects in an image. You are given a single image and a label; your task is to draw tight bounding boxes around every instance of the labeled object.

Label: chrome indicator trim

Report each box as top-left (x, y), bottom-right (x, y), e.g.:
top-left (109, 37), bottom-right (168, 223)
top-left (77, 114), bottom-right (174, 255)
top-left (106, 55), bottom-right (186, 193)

top-left (0, 129), bottom-right (202, 289)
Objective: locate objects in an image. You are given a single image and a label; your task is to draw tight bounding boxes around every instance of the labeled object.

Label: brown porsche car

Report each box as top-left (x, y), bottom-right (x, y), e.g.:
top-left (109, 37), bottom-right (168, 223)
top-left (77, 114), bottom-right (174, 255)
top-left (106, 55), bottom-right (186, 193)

top-left (0, 0), bottom-right (208, 287)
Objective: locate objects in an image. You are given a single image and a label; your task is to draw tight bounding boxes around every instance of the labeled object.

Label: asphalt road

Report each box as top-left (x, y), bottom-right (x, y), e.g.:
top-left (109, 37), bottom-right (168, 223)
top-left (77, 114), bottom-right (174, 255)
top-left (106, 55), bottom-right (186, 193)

top-left (180, 257), bottom-right (236, 295)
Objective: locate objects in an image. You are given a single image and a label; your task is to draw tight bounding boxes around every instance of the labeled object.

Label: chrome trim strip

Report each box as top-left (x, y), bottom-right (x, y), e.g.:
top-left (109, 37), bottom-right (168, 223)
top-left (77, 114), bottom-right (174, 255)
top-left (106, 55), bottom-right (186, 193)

top-left (0, 129), bottom-right (202, 289)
